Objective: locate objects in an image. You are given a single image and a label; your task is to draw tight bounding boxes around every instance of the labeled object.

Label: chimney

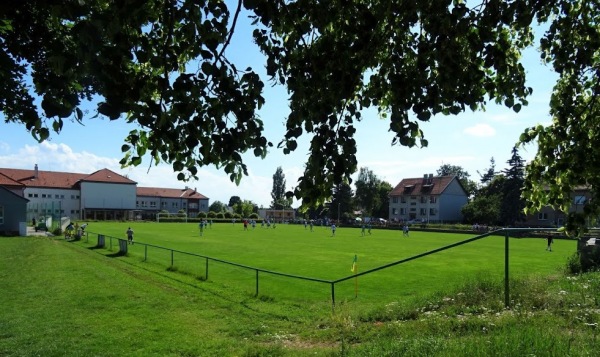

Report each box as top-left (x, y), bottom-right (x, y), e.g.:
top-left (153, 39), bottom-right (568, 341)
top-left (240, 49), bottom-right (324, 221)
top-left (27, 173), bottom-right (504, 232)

top-left (428, 173), bottom-right (433, 184)
top-left (34, 164), bottom-right (38, 178)
top-left (423, 174), bottom-right (427, 184)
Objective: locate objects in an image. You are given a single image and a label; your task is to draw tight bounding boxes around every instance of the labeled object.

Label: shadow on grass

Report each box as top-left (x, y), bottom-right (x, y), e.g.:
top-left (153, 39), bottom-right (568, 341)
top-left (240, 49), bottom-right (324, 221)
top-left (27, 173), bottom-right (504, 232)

top-left (106, 252), bottom-right (127, 258)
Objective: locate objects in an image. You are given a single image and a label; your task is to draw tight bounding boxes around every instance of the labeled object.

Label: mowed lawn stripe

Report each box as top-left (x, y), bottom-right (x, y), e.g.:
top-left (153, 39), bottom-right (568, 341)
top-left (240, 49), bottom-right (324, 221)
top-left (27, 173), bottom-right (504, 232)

top-left (78, 222), bottom-right (575, 302)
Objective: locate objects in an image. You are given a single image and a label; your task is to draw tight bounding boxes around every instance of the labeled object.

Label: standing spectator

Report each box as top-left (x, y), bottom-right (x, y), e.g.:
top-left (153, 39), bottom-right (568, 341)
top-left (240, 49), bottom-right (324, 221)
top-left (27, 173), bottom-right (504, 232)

top-left (331, 223), bottom-right (336, 237)
top-left (126, 227), bottom-right (134, 244)
top-left (546, 234), bottom-right (553, 252)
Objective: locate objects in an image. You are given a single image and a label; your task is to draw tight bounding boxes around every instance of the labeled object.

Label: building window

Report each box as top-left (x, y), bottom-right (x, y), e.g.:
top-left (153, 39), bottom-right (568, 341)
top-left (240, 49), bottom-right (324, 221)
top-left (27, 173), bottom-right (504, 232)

top-left (430, 196), bottom-right (437, 203)
top-left (429, 208), bottom-right (437, 216)
top-left (172, 202), bottom-right (178, 208)
top-left (392, 208), bottom-right (397, 215)
top-left (420, 196), bottom-right (427, 203)
top-left (401, 196), bottom-right (406, 203)
top-left (55, 194), bottom-right (60, 199)
top-left (150, 202), bottom-right (157, 208)
top-left (538, 212), bottom-right (548, 220)
top-left (34, 194), bottom-right (38, 198)
top-left (42, 194), bottom-right (47, 198)
top-left (400, 208), bottom-right (406, 215)
top-left (574, 196), bottom-right (586, 205)
top-left (28, 193), bottom-right (33, 198)
top-left (392, 197), bottom-right (398, 204)
top-left (183, 202), bottom-right (187, 208)
top-left (420, 208), bottom-right (426, 215)
top-left (0, 205), bottom-right (4, 225)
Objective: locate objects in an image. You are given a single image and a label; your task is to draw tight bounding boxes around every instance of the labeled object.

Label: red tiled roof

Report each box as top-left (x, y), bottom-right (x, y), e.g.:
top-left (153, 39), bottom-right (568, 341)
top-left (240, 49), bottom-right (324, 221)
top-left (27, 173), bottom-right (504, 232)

top-left (0, 168), bottom-right (87, 189)
top-left (0, 167), bottom-right (135, 188)
top-left (389, 175), bottom-right (460, 196)
top-left (0, 172), bottom-right (24, 187)
top-left (82, 168), bottom-right (136, 184)
top-left (137, 187), bottom-right (208, 199)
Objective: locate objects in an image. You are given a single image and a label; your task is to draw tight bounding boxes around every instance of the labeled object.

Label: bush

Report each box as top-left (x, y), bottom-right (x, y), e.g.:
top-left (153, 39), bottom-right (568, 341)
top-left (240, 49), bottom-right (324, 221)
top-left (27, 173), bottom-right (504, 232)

top-left (566, 252), bottom-right (582, 274)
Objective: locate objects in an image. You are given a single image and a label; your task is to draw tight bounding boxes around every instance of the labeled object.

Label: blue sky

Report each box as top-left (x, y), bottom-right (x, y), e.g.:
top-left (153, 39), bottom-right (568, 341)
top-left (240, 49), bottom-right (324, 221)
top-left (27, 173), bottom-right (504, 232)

top-left (0, 8), bottom-right (557, 208)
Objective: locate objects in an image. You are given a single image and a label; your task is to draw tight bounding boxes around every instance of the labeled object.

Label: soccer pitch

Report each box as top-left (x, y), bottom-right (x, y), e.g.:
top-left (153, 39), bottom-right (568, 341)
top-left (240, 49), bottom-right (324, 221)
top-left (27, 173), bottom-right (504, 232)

top-left (80, 221), bottom-right (576, 304)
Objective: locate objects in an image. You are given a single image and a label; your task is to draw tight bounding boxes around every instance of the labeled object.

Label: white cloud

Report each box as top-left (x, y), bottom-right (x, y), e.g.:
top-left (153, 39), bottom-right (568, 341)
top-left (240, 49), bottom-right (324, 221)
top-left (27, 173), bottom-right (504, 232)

top-left (0, 142), bottom-right (289, 208)
top-left (463, 123), bottom-right (496, 137)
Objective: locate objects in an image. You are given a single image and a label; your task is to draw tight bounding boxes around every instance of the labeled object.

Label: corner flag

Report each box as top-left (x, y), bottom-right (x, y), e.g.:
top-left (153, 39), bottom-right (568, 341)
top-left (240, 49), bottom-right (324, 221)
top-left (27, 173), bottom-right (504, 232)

top-left (351, 254), bottom-right (358, 274)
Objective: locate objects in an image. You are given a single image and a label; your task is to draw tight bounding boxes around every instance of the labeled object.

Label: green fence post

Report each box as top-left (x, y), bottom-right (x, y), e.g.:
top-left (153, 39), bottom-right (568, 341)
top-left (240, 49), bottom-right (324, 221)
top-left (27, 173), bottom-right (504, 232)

top-left (255, 270), bottom-right (259, 297)
top-left (505, 231), bottom-right (510, 308)
top-left (144, 245), bottom-right (147, 261)
top-left (205, 258), bottom-right (209, 280)
top-left (331, 282), bottom-right (335, 311)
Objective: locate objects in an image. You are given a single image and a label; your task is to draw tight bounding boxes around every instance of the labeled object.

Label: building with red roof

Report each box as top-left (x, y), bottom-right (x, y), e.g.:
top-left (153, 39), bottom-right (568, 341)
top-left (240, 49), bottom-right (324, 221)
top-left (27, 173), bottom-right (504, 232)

top-left (0, 165), bottom-right (209, 223)
top-left (136, 186), bottom-right (208, 220)
top-left (388, 174), bottom-right (468, 223)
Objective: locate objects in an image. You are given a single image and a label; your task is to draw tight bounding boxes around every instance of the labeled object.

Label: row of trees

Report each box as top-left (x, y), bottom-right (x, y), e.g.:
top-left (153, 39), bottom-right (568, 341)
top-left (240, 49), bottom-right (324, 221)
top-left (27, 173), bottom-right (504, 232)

top-left (457, 147), bottom-right (527, 226)
top-left (195, 144), bottom-right (527, 226)
top-left (202, 166), bottom-right (293, 218)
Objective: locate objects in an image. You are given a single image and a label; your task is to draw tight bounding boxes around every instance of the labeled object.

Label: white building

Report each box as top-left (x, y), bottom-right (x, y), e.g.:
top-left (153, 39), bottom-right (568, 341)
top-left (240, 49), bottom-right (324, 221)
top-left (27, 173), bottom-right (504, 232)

top-left (0, 165), bottom-right (209, 222)
top-left (388, 174), bottom-right (468, 223)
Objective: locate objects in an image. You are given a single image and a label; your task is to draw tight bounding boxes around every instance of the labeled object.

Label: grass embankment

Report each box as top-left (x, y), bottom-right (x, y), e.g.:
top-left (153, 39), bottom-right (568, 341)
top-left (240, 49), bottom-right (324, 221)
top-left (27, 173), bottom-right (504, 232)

top-left (1, 223), bottom-right (599, 356)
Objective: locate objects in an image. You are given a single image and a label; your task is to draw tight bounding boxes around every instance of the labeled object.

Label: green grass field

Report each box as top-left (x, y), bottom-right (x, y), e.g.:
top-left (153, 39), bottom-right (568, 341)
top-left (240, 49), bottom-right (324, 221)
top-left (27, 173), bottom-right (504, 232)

top-left (78, 222), bottom-right (575, 305)
top-left (3, 222), bottom-right (597, 356)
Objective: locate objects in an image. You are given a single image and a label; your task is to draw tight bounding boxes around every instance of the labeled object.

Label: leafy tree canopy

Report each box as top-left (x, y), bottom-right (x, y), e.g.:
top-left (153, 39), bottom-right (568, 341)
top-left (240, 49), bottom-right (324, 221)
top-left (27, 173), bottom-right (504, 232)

top-left (270, 166), bottom-right (291, 209)
top-left (354, 167), bottom-right (382, 217)
top-left (2, 0), bottom-right (597, 220)
top-left (518, 0), bottom-right (600, 232)
top-left (209, 200), bottom-right (227, 213)
top-left (228, 196), bottom-right (241, 208)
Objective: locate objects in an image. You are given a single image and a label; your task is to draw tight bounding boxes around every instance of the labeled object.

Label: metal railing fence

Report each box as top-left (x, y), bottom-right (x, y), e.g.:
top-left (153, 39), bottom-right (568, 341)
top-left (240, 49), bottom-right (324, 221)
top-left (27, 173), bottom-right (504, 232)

top-left (79, 228), bottom-right (566, 309)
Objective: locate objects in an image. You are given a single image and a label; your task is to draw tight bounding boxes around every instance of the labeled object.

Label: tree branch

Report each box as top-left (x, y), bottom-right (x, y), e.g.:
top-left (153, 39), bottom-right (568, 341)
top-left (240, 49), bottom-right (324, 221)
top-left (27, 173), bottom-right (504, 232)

top-left (218, 0), bottom-right (242, 61)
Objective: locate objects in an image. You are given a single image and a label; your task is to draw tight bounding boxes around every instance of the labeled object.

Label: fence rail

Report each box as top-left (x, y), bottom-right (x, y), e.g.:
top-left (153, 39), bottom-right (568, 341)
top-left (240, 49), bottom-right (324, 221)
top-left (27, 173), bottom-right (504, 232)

top-left (80, 228), bottom-right (564, 310)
